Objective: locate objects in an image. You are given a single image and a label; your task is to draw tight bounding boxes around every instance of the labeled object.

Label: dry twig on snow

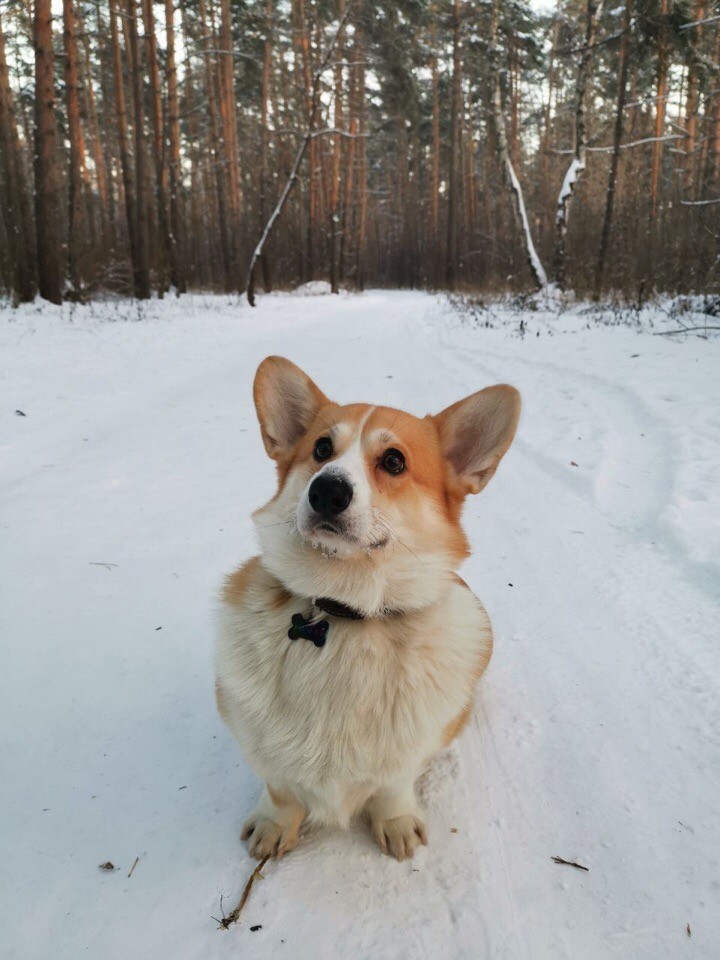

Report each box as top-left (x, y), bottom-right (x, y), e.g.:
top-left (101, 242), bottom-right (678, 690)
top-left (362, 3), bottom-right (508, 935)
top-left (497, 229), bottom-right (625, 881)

top-left (552, 855), bottom-right (589, 872)
top-left (217, 855), bottom-right (271, 930)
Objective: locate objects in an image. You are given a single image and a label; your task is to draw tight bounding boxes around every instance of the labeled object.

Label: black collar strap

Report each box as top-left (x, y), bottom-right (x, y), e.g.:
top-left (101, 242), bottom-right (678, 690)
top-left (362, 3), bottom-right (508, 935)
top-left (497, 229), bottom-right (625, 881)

top-left (313, 597), bottom-right (406, 621)
top-left (315, 597), bottom-right (366, 621)
top-left (289, 597), bottom-right (406, 647)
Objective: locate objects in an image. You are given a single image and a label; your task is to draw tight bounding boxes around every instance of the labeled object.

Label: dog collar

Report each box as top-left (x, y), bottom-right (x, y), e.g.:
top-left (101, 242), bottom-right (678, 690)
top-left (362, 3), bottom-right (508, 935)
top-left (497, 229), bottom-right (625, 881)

top-left (314, 597), bottom-right (365, 620)
top-left (287, 597), bottom-right (403, 649)
top-left (287, 598), bottom-right (363, 650)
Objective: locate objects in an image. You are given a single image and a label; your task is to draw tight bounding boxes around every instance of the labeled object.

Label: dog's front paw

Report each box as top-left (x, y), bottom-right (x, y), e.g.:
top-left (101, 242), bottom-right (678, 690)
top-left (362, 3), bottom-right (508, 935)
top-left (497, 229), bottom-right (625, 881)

top-left (241, 816), bottom-right (300, 860)
top-left (371, 814), bottom-right (428, 861)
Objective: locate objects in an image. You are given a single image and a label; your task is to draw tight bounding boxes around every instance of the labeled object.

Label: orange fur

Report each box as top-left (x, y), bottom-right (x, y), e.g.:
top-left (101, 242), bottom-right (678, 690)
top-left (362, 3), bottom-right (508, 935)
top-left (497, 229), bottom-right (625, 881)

top-left (222, 556), bottom-right (261, 606)
top-left (442, 576), bottom-right (495, 747)
top-left (223, 556), bottom-right (291, 612)
top-left (442, 701), bottom-right (474, 747)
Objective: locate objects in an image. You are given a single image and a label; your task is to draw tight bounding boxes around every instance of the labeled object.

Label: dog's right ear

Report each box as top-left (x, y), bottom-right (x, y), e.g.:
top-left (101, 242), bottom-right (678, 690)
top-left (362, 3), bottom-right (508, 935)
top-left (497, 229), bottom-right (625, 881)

top-left (253, 357), bottom-right (330, 460)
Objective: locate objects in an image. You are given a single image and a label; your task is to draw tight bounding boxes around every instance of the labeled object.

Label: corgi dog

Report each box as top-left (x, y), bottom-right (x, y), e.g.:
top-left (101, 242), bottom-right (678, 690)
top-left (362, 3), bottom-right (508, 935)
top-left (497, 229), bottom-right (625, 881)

top-left (215, 357), bottom-right (520, 861)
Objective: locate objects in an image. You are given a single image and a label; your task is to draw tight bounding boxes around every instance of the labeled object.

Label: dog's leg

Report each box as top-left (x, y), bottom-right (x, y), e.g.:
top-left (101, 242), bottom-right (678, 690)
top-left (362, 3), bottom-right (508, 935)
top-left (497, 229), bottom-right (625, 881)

top-left (241, 784), bottom-right (306, 859)
top-left (365, 777), bottom-right (428, 861)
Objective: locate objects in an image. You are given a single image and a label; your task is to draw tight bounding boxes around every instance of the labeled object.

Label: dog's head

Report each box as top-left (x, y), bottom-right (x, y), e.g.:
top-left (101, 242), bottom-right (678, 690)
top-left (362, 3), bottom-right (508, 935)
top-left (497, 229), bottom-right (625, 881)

top-left (252, 357), bottom-right (520, 616)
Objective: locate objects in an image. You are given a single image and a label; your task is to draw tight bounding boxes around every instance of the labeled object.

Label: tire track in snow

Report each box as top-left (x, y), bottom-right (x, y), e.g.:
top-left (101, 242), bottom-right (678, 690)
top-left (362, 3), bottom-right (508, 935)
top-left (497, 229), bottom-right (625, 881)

top-left (433, 323), bottom-right (720, 600)
top-left (437, 328), bottom-right (674, 530)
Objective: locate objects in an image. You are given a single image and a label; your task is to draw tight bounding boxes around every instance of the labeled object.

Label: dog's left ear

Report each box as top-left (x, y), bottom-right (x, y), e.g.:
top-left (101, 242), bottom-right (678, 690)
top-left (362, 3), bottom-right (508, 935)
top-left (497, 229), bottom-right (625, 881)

top-left (433, 385), bottom-right (521, 495)
top-left (253, 356), bottom-right (330, 460)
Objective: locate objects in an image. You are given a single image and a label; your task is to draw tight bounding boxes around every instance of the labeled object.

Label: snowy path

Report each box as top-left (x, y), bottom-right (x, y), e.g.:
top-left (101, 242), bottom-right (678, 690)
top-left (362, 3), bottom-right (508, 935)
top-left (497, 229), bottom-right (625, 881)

top-left (1, 292), bottom-right (718, 959)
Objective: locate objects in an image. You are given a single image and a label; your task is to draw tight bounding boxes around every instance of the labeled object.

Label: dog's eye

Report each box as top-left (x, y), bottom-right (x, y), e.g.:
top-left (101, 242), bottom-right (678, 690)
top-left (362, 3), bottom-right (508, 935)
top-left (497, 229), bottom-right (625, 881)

top-left (313, 436), bottom-right (333, 461)
top-left (381, 448), bottom-right (405, 475)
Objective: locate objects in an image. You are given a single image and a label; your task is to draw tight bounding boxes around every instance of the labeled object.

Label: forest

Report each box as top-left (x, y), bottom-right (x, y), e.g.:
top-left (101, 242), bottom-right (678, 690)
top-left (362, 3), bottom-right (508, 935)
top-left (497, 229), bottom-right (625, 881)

top-left (0, 0), bottom-right (719, 305)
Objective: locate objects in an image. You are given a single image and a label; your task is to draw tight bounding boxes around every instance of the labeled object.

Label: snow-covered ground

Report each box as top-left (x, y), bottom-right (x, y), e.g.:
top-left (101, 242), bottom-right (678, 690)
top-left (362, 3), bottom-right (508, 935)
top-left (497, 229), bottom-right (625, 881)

top-left (1, 291), bottom-right (718, 960)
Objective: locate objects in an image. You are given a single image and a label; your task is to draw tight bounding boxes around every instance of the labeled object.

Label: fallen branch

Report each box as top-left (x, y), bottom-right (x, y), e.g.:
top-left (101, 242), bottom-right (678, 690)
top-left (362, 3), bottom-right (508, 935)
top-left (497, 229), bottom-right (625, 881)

top-left (552, 855), bottom-right (589, 872)
top-left (127, 856), bottom-right (140, 878)
top-left (653, 326), bottom-right (720, 335)
top-left (217, 855), bottom-right (271, 930)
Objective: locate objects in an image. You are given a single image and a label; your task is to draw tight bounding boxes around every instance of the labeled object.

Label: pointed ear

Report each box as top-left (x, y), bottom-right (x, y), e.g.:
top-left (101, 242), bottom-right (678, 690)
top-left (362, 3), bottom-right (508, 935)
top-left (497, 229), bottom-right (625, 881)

top-left (253, 356), bottom-right (330, 460)
top-left (433, 385), bottom-right (521, 495)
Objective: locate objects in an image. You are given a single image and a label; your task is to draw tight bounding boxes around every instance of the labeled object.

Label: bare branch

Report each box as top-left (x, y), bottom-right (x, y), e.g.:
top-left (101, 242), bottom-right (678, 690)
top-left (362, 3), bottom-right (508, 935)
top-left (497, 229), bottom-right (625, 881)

top-left (245, 8), bottom-right (352, 306)
top-left (654, 326), bottom-right (720, 335)
top-left (680, 14), bottom-right (720, 29)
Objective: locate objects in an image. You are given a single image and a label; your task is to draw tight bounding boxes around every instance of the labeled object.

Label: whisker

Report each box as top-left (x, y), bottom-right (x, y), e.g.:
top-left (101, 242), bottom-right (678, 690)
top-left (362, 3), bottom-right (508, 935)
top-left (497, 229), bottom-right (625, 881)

top-left (395, 535), bottom-right (428, 571)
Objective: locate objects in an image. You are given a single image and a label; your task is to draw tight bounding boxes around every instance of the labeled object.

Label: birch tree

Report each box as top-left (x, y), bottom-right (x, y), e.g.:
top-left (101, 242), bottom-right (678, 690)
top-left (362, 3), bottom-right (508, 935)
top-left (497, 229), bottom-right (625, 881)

top-left (552, 0), bottom-right (603, 289)
top-left (594, 0), bottom-right (633, 296)
top-left (489, 0), bottom-right (547, 290)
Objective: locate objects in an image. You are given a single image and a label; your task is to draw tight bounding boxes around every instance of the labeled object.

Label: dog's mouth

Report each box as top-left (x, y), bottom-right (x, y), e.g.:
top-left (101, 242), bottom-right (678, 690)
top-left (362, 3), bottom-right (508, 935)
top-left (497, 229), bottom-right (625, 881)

top-left (316, 521), bottom-right (343, 536)
top-left (300, 518), bottom-right (390, 554)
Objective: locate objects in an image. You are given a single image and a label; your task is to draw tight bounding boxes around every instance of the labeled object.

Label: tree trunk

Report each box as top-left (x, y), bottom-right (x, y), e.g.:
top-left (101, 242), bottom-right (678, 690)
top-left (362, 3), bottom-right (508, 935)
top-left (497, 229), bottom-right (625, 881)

top-left (0, 9), bottom-right (36, 302)
top-left (33, 0), bottom-right (62, 303)
top-left (296, 0), bottom-right (315, 279)
top-left (328, 0), bottom-right (345, 294)
top-left (63, 0), bottom-right (87, 298)
top-left (508, 36), bottom-right (520, 170)
top-left (711, 30), bottom-right (720, 183)
top-left (125, 0), bottom-right (151, 298)
top-left (649, 0), bottom-right (669, 221)
top-left (430, 16), bottom-right (440, 252)
top-left (697, 22), bottom-right (718, 191)
top-left (683, 0), bottom-right (705, 197)
top-left (445, 0), bottom-right (460, 287)
top-left (540, 8), bottom-right (560, 233)
top-left (594, 0), bottom-right (633, 296)
top-left (355, 26), bottom-right (367, 291)
top-left (258, 0), bottom-right (273, 293)
top-left (490, 0), bottom-right (547, 290)
top-left (141, 0), bottom-right (175, 293)
top-left (198, 0), bottom-right (230, 287)
top-left (219, 0), bottom-right (242, 290)
top-left (553, 0), bottom-right (602, 289)
top-left (79, 5), bottom-right (110, 247)
top-left (338, 34), bottom-right (359, 283)
top-left (180, 1), bottom-right (204, 285)
top-left (110, 0), bottom-right (139, 293)
top-left (465, 98), bottom-right (476, 247)
top-left (95, 3), bottom-right (118, 249)
top-left (165, 0), bottom-right (186, 293)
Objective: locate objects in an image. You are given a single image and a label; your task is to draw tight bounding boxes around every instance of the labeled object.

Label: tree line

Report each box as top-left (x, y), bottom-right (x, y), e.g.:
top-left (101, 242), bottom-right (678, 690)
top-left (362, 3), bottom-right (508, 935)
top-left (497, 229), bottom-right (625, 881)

top-left (0, 0), bottom-right (718, 305)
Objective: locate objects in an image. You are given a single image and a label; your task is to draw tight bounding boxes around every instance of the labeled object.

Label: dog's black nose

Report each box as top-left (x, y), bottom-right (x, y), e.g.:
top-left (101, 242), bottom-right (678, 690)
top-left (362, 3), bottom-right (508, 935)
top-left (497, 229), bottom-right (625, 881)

top-left (308, 474), bottom-right (353, 517)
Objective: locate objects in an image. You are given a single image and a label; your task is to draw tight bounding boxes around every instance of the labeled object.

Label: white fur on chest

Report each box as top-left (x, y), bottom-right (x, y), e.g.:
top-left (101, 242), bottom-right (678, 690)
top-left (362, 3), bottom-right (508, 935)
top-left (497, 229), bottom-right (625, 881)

top-left (216, 565), bottom-right (491, 825)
